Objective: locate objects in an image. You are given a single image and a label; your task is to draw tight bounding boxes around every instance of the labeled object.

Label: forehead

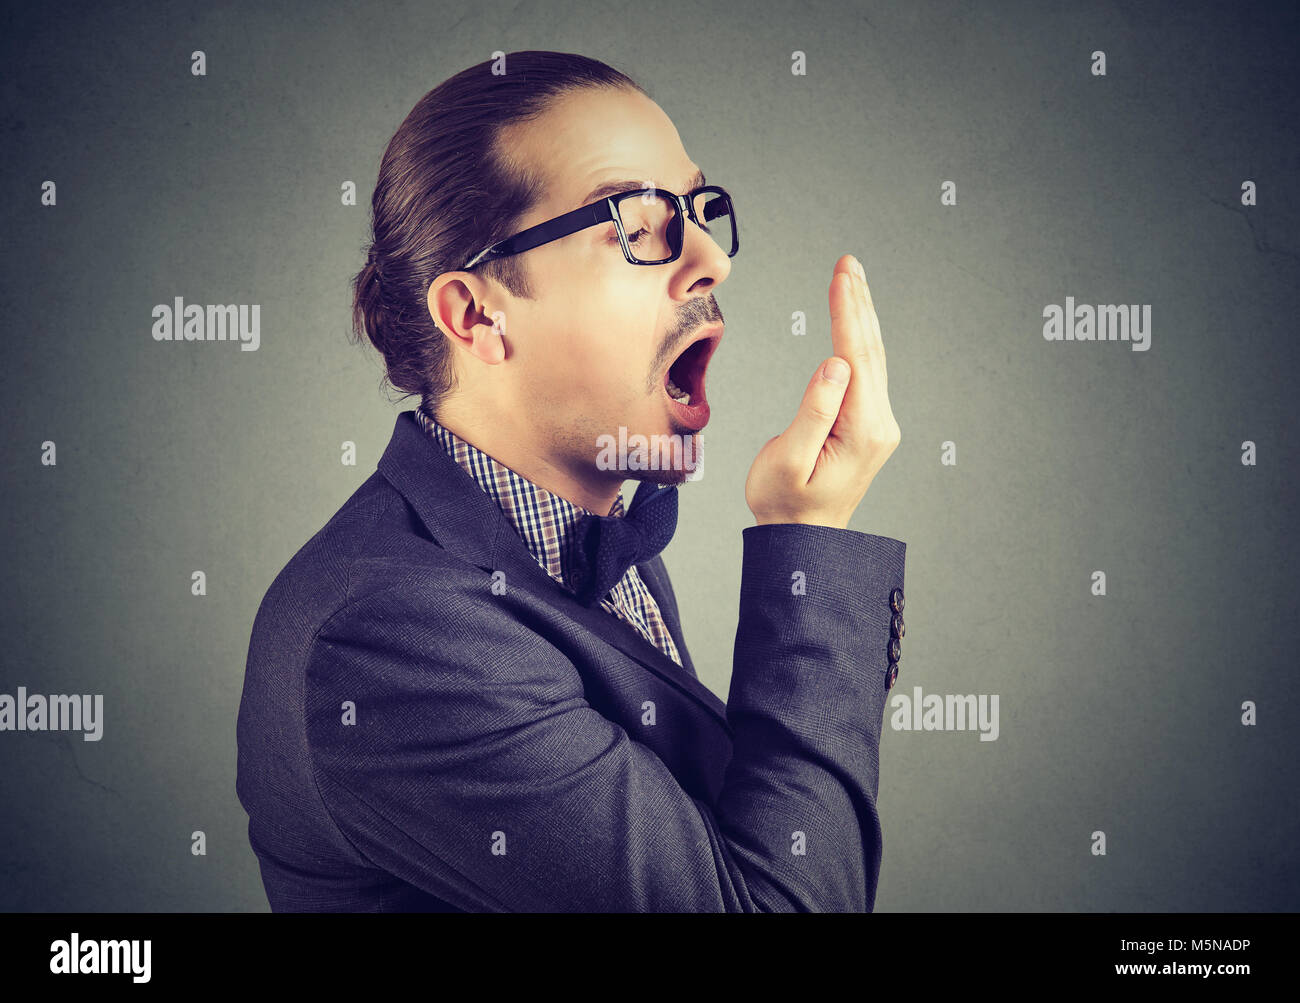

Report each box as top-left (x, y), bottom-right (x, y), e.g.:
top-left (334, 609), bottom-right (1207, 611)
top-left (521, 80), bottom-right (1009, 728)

top-left (502, 86), bottom-right (697, 216)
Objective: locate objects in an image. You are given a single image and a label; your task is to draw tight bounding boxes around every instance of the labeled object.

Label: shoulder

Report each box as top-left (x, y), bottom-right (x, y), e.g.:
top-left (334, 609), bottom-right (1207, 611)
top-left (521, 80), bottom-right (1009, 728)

top-left (249, 470), bottom-right (491, 655)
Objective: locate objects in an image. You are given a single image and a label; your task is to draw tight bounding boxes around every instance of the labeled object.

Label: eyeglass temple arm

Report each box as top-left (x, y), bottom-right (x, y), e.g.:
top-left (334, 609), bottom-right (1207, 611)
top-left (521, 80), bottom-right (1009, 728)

top-left (461, 200), bottom-right (615, 270)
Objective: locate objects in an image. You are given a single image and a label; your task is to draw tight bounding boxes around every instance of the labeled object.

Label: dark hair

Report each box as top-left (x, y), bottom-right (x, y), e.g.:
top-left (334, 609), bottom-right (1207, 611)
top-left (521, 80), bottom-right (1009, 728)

top-left (350, 51), bottom-right (646, 413)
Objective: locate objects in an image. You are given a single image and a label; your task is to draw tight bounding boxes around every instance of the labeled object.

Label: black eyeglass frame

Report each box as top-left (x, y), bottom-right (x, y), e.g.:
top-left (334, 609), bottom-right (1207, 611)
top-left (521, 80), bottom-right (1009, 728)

top-left (459, 184), bottom-right (738, 270)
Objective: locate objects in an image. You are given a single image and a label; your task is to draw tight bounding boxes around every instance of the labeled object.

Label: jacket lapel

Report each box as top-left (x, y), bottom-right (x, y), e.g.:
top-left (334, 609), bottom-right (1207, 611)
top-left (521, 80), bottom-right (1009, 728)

top-left (376, 411), bottom-right (731, 736)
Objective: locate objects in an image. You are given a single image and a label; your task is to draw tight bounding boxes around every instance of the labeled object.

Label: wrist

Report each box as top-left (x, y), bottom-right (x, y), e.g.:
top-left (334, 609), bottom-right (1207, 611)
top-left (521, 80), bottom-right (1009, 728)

top-left (752, 514), bottom-right (850, 530)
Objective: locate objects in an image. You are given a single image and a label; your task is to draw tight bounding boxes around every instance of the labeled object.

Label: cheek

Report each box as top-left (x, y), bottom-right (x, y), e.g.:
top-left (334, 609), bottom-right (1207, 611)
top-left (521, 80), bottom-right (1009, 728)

top-left (563, 315), bottom-right (652, 390)
top-left (523, 265), bottom-right (661, 400)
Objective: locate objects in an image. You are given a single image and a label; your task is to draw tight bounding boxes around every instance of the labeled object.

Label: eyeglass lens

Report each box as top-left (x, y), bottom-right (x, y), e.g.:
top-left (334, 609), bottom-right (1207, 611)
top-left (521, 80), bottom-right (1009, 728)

top-left (616, 190), bottom-right (735, 263)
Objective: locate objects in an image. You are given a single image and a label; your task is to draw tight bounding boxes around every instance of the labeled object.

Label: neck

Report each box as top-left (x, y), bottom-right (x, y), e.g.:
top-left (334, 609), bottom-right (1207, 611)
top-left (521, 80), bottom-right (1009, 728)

top-left (431, 398), bottom-right (623, 515)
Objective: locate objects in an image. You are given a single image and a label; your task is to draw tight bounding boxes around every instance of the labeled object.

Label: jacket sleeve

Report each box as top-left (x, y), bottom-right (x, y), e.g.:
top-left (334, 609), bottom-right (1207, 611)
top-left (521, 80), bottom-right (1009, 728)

top-left (304, 522), bottom-right (905, 911)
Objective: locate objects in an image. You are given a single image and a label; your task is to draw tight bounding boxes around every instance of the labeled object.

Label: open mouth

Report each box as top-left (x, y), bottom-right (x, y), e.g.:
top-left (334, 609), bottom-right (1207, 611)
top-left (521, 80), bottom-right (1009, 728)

top-left (662, 325), bottom-right (722, 432)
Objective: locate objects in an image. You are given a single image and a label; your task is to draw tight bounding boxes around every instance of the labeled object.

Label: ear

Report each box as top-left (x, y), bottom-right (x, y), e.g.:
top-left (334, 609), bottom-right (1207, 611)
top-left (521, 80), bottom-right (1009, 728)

top-left (427, 272), bottom-right (509, 365)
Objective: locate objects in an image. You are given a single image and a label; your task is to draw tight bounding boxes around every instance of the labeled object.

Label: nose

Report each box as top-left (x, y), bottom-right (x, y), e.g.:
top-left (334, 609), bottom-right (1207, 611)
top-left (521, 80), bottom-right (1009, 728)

top-left (679, 207), bottom-right (732, 287)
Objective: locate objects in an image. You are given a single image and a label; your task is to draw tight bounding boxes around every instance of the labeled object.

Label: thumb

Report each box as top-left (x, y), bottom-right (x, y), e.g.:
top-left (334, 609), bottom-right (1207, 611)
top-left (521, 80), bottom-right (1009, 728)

top-left (778, 357), bottom-right (850, 481)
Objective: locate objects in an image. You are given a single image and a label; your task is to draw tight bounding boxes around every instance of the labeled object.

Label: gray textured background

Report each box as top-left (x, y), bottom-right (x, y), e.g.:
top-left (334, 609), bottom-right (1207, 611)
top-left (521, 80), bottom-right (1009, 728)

top-left (2, 0), bottom-right (1297, 911)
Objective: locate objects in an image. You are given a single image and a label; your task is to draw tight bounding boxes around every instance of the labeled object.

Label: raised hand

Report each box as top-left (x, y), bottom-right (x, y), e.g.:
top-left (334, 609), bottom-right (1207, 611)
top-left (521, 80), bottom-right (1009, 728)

top-left (745, 254), bottom-right (900, 529)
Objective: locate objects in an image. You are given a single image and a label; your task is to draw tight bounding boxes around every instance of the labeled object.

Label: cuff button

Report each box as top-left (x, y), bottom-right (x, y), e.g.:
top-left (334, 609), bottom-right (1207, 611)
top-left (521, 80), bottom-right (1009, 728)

top-left (889, 587), bottom-right (905, 614)
top-left (890, 614), bottom-right (905, 639)
top-left (886, 662), bottom-right (900, 689)
top-left (888, 638), bottom-right (902, 662)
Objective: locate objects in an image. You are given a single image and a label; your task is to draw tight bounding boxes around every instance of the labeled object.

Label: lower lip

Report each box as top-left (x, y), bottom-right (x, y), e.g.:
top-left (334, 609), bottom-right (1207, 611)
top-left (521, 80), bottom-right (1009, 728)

top-left (665, 387), bottom-right (710, 431)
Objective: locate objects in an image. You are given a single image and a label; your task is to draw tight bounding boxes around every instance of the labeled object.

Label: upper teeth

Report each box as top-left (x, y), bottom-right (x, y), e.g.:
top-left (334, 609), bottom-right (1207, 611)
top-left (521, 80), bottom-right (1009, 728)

top-left (666, 377), bottom-right (691, 403)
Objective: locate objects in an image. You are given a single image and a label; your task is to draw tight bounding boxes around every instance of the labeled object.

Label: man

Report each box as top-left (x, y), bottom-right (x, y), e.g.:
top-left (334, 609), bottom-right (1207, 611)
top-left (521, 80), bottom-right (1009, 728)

top-left (236, 50), bottom-right (905, 912)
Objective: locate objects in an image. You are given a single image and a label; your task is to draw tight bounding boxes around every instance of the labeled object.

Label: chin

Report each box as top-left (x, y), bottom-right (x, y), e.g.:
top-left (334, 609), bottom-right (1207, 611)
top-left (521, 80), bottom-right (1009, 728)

top-left (636, 427), bottom-right (705, 485)
top-left (635, 466), bottom-right (691, 486)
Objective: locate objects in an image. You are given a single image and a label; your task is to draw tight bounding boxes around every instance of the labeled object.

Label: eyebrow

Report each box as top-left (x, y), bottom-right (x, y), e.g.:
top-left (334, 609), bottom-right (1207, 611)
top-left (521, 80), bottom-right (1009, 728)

top-left (575, 168), bottom-right (707, 211)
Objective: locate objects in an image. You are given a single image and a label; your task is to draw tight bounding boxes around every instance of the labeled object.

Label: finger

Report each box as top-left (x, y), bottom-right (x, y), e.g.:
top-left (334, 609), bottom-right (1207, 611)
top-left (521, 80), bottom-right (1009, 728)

top-left (848, 268), bottom-right (886, 384)
top-left (829, 260), bottom-right (874, 379)
top-left (854, 269), bottom-right (887, 400)
top-left (857, 267), bottom-right (883, 351)
top-left (779, 357), bottom-right (851, 482)
top-left (828, 268), bottom-right (872, 434)
top-left (828, 258), bottom-right (862, 369)
top-left (830, 260), bottom-right (889, 442)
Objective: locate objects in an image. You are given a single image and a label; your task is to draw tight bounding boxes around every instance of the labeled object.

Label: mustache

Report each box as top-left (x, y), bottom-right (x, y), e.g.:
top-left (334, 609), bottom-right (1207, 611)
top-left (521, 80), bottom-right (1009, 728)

top-left (649, 297), bottom-right (723, 379)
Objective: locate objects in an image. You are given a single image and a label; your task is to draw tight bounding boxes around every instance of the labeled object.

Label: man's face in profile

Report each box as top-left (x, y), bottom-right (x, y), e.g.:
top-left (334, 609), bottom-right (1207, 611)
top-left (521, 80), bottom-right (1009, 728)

top-left (434, 85), bottom-right (732, 501)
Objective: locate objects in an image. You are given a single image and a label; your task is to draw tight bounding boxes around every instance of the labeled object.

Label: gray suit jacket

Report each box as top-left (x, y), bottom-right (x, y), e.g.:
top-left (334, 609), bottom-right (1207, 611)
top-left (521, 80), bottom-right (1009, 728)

top-left (236, 410), bottom-right (907, 911)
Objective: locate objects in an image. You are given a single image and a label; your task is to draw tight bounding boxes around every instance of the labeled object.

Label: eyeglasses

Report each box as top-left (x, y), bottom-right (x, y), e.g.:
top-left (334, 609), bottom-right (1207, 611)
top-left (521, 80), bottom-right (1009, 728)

top-left (460, 184), bottom-right (738, 270)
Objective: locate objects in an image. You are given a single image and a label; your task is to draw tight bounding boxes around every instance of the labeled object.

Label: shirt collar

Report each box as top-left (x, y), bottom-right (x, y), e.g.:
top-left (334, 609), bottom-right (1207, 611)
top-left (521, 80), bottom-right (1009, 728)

top-left (413, 406), bottom-right (624, 589)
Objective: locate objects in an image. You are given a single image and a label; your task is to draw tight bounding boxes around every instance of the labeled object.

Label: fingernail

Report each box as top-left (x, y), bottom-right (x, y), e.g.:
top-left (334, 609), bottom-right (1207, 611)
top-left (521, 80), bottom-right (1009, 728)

top-left (822, 358), bottom-right (850, 384)
top-left (852, 256), bottom-right (865, 280)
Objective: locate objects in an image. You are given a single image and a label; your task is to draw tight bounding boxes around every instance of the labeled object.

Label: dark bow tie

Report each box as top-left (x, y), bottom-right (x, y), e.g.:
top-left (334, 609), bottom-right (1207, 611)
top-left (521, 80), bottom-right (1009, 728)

top-left (568, 480), bottom-right (679, 606)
